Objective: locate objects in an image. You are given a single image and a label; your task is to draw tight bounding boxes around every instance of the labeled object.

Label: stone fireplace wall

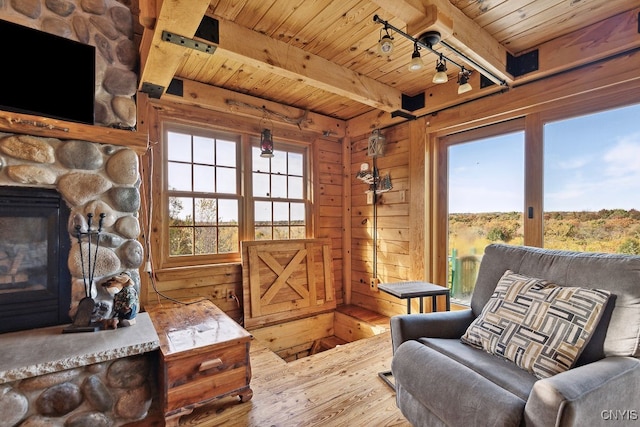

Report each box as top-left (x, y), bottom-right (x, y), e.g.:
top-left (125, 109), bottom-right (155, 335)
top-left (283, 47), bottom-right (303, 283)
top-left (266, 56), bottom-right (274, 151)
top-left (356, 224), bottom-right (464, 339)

top-left (2, 0), bottom-right (138, 128)
top-left (0, 133), bottom-right (143, 320)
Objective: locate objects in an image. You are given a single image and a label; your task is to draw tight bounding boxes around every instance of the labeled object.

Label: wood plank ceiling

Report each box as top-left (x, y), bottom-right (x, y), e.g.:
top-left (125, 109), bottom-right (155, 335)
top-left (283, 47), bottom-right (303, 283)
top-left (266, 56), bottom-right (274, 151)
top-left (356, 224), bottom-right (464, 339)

top-left (139, 0), bottom-right (640, 122)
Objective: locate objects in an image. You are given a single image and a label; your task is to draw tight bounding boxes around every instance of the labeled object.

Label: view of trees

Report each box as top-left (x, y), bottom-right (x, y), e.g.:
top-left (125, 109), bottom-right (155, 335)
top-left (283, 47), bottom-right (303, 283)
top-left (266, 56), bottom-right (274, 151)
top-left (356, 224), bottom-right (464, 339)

top-left (449, 209), bottom-right (640, 256)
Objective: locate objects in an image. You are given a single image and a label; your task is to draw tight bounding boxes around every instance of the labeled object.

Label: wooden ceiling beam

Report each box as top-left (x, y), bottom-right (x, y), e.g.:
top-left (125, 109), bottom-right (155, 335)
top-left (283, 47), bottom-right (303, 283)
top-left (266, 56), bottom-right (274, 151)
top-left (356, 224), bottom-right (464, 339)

top-left (138, 0), bottom-right (211, 97)
top-left (371, 0), bottom-right (512, 84)
top-left (210, 15), bottom-right (403, 113)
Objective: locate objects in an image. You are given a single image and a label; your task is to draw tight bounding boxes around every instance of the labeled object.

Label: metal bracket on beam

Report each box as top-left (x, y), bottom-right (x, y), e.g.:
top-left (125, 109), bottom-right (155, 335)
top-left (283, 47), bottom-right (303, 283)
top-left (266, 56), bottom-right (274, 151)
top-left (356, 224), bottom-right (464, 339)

top-left (140, 82), bottom-right (165, 99)
top-left (161, 30), bottom-right (216, 54)
top-left (391, 110), bottom-right (417, 120)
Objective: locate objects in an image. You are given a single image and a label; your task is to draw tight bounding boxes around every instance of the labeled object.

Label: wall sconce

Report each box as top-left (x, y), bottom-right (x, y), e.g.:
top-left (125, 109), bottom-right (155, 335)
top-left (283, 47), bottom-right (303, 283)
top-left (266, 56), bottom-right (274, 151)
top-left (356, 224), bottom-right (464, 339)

top-left (368, 129), bottom-right (386, 157)
top-left (457, 68), bottom-right (472, 94)
top-left (259, 117), bottom-right (274, 158)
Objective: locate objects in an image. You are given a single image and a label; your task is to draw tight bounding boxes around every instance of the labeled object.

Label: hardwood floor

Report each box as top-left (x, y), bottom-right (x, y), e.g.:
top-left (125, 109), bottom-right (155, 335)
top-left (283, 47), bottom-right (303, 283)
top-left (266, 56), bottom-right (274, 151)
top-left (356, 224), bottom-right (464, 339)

top-left (178, 331), bottom-right (411, 426)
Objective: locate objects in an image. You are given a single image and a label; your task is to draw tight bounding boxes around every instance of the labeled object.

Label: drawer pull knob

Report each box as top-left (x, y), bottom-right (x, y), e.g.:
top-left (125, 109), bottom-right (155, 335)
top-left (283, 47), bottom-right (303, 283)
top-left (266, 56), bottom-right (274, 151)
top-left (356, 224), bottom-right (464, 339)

top-left (199, 358), bottom-right (223, 371)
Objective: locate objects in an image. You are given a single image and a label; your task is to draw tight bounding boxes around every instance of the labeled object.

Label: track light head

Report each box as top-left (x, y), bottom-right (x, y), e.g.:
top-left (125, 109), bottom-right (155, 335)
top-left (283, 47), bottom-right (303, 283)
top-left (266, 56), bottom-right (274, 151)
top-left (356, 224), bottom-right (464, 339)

top-left (457, 68), bottom-right (472, 94)
top-left (408, 43), bottom-right (423, 71)
top-left (432, 56), bottom-right (448, 84)
top-left (378, 28), bottom-right (394, 56)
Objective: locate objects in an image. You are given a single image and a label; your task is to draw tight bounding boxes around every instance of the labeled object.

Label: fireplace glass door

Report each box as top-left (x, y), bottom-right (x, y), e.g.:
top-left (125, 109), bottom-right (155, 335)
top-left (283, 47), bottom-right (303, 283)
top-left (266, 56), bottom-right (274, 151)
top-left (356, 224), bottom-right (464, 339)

top-left (0, 187), bottom-right (71, 333)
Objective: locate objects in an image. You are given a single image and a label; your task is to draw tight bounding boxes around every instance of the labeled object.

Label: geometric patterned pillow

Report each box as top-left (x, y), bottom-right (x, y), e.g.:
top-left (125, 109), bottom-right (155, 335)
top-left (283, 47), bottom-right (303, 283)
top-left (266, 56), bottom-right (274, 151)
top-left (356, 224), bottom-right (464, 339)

top-left (461, 270), bottom-right (610, 379)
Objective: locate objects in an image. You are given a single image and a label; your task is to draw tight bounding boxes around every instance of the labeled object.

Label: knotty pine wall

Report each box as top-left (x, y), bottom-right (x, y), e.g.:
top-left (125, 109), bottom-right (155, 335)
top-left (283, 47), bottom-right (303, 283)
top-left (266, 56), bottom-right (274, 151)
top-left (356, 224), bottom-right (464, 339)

top-left (349, 123), bottom-right (430, 318)
top-left (138, 95), bottom-right (345, 324)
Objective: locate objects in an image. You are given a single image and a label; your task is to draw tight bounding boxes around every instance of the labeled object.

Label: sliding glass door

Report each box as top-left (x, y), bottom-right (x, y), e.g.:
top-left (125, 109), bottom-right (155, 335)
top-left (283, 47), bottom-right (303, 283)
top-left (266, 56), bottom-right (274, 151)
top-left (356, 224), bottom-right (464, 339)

top-left (543, 103), bottom-right (640, 254)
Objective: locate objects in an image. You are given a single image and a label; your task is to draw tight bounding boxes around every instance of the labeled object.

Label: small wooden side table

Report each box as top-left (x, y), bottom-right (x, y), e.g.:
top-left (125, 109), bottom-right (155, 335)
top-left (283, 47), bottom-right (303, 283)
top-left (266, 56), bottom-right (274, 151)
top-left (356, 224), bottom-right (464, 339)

top-left (378, 281), bottom-right (451, 314)
top-left (377, 281), bottom-right (451, 390)
top-left (146, 299), bottom-right (253, 427)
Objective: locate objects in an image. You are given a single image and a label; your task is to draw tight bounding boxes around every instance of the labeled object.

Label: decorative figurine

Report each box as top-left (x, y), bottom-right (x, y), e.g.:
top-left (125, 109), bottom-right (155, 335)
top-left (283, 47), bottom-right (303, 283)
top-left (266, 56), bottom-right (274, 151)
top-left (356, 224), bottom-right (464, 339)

top-left (101, 272), bottom-right (138, 329)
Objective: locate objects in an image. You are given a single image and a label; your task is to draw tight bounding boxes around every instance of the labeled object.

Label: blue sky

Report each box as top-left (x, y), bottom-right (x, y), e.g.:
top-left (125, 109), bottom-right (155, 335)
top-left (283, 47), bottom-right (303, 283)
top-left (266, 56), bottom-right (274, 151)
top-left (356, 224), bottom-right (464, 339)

top-left (449, 102), bottom-right (640, 213)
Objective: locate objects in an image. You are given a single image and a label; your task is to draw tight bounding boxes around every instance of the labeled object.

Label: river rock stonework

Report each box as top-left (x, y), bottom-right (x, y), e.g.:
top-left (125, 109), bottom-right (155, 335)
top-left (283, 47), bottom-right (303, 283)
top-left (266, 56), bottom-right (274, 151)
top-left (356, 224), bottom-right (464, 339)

top-left (0, 355), bottom-right (154, 427)
top-left (2, 0), bottom-right (137, 128)
top-left (0, 132), bottom-right (142, 320)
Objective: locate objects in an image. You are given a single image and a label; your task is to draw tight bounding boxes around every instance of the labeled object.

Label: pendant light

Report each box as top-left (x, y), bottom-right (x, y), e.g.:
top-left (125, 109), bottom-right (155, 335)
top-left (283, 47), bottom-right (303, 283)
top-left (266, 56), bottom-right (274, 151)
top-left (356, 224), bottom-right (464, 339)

top-left (432, 55), bottom-right (448, 84)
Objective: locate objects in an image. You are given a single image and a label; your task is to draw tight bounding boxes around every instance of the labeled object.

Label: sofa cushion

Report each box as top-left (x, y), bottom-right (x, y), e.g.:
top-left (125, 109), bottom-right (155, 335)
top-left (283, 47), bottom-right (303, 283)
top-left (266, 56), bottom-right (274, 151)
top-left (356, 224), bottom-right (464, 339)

top-left (419, 337), bottom-right (537, 401)
top-left (392, 340), bottom-right (527, 427)
top-left (471, 244), bottom-right (640, 358)
top-left (462, 270), bottom-right (610, 379)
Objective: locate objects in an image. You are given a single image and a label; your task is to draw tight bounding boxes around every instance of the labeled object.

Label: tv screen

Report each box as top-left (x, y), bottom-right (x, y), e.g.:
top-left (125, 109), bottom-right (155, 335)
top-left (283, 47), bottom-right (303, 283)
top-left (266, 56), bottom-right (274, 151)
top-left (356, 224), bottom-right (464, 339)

top-left (0, 19), bottom-right (95, 125)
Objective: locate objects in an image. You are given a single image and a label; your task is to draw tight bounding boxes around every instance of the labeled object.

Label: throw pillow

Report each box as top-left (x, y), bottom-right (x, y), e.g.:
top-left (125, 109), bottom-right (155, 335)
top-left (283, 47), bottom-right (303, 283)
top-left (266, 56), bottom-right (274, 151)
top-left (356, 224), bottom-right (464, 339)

top-left (461, 270), bottom-right (610, 379)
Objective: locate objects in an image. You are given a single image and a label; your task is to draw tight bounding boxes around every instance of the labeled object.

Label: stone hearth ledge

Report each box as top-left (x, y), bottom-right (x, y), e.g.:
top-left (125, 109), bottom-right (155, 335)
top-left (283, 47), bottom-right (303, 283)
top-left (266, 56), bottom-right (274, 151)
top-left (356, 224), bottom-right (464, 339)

top-left (0, 313), bottom-right (159, 384)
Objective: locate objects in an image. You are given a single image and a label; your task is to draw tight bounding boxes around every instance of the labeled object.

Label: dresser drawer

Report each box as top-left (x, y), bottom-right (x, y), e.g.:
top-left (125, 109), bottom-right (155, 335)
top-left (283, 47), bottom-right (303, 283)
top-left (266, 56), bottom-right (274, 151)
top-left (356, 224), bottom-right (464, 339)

top-left (165, 342), bottom-right (249, 389)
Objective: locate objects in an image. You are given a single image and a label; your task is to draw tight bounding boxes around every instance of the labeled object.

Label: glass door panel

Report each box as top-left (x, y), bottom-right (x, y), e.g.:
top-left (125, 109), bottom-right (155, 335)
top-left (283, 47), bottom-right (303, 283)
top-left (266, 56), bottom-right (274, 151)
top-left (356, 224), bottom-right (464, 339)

top-left (448, 131), bottom-right (525, 304)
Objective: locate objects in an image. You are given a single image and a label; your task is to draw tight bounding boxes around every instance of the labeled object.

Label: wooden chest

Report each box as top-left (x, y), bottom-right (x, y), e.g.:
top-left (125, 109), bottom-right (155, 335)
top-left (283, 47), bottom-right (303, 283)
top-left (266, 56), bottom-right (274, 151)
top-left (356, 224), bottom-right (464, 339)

top-left (146, 300), bottom-right (252, 426)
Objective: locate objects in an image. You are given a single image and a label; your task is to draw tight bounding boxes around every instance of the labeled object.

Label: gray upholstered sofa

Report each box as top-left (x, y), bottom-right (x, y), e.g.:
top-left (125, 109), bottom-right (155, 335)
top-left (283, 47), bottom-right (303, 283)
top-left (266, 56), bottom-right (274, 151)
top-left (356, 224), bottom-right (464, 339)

top-left (390, 244), bottom-right (640, 427)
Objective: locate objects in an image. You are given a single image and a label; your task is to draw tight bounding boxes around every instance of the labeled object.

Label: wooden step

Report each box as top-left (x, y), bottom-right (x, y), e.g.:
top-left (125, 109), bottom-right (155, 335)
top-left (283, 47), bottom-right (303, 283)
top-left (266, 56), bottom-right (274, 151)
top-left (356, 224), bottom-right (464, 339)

top-left (334, 304), bottom-right (390, 343)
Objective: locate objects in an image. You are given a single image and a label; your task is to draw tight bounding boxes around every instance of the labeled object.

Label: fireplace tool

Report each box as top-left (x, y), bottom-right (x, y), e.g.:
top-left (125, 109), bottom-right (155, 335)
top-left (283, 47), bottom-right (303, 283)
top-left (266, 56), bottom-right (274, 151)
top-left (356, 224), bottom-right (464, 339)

top-left (63, 213), bottom-right (105, 333)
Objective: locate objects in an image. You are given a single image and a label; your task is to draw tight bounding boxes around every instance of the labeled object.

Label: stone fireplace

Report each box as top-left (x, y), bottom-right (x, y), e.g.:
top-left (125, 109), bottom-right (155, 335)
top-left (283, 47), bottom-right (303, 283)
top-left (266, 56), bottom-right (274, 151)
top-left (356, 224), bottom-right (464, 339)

top-left (0, 186), bottom-right (71, 334)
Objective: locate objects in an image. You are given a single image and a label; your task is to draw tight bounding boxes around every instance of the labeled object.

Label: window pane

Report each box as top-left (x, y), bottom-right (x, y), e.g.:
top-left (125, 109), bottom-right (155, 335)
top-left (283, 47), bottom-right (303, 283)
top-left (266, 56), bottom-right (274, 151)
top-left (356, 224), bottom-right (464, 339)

top-left (253, 172), bottom-right (270, 197)
top-left (288, 176), bottom-right (303, 198)
top-left (169, 197), bottom-right (193, 224)
top-left (448, 131), bottom-right (525, 304)
top-left (193, 165), bottom-right (214, 192)
top-left (274, 226), bottom-right (289, 239)
top-left (193, 136), bottom-right (214, 165)
top-left (218, 227), bottom-right (238, 253)
top-left (252, 146), bottom-right (270, 172)
top-left (255, 226), bottom-right (272, 240)
top-left (543, 103), bottom-right (640, 254)
top-left (216, 167), bottom-right (236, 193)
top-left (271, 175), bottom-right (287, 198)
top-left (288, 152), bottom-right (303, 176)
top-left (274, 202), bottom-right (289, 223)
top-left (271, 150), bottom-right (287, 174)
top-left (169, 227), bottom-right (193, 256)
top-left (218, 199), bottom-right (238, 225)
top-left (168, 163), bottom-right (192, 191)
top-left (291, 203), bottom-right (305, 223)
top-left (255, 201), bottom-right (272, 223)
top-left (290, 226), bottom-right (305, 239)
top-left (195, 227), bottom-right (216, 254)
top-left (217, 139), bottom-right (236, 167)
top-left (167, 132), bottom-right (191, 162)
top-left (194, 198), bottom-right (216, 225)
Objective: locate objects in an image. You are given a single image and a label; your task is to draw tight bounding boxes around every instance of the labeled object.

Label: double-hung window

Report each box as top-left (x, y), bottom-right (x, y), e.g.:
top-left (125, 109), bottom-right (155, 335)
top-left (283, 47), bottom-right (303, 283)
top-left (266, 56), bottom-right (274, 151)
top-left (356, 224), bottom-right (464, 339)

top-left (251, 141), bottom-right (308, 240)
top-left (162, 122), bottom-right (310, 267)
top-left (165, 124), bottom-right (241, 263)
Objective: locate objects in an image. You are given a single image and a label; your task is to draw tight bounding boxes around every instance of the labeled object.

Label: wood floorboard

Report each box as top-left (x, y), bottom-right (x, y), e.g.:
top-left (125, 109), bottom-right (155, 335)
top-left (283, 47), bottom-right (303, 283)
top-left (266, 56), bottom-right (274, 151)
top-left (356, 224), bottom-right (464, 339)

top-left (178, 332), bottom-right (411, 426)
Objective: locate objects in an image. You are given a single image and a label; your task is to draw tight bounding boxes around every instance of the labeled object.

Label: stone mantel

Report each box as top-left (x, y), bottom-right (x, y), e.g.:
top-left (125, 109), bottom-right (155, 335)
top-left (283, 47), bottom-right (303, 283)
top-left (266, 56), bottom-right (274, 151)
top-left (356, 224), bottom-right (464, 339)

top-left (0, 109), bottom-right (148, 155)
top-left (0, 313), bottom-right (159, 385)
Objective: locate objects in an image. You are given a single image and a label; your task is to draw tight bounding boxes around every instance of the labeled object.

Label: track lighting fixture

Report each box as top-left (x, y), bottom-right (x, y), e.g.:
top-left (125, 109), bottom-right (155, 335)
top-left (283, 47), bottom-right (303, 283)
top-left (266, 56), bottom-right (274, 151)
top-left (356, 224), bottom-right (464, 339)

top-left (372, 14), bottom-right (507, 95)
top-left (457, 68), bottom-right (472, 94)
top-left (432, 55), bottom-right (448, 84)
top-left (408, 43), bottom-right (423, 72)
top-left (377, 27), bottom-right (394, 56)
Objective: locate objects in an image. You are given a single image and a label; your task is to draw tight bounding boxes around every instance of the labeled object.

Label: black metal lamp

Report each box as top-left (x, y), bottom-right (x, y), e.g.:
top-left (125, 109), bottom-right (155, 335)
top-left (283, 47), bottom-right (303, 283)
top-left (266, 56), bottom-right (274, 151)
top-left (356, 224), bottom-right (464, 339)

top-left (260, 128), bottom-right (274, 158)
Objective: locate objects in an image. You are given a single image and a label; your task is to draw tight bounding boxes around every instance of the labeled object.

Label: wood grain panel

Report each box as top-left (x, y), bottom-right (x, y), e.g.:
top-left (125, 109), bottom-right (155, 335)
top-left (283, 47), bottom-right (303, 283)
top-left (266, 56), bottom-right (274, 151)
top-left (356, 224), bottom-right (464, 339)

top-left (241, 239), bottom-right (336, 329)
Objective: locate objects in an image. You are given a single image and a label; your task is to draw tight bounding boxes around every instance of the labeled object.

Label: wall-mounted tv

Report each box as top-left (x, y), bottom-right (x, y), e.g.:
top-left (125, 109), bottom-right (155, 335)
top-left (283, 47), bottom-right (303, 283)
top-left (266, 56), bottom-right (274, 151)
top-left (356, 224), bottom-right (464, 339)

top-left (0, 19), bottom-right (95, 125)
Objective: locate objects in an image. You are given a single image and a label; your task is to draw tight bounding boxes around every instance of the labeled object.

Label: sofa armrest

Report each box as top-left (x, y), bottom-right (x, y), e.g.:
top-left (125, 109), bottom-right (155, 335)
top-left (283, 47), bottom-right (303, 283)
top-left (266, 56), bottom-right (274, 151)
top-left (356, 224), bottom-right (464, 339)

top-left (390, 309), bottom-right (475, 353)
top-left (525, 357), bottom-right (640, 427)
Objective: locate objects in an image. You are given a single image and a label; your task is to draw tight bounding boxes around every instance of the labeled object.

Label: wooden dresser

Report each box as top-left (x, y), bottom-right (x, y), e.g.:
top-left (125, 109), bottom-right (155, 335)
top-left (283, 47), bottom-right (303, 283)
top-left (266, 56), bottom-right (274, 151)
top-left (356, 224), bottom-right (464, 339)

top-left (146, 299), bottom-right (253, 426)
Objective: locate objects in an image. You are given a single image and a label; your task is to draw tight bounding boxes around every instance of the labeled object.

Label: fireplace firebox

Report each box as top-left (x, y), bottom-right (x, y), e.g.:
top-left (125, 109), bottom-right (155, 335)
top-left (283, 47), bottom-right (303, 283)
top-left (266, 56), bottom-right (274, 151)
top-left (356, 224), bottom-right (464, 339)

top-left (0, 187), bottom-right (71, 334)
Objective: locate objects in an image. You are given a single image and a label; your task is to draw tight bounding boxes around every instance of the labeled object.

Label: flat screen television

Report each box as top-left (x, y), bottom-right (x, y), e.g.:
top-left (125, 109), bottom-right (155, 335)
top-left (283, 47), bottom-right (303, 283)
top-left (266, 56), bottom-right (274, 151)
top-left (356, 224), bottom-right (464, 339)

top-left (0, 19), bottom-right (95, 125)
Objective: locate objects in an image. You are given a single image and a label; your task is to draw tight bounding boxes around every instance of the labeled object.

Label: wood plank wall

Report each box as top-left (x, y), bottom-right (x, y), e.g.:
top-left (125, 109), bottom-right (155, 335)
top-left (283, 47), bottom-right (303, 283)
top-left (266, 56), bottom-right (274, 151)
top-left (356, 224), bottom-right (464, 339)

top-left (350, 124), bottom-right (421, 318)
top-left (139, 97), bottom-right (345, 323)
